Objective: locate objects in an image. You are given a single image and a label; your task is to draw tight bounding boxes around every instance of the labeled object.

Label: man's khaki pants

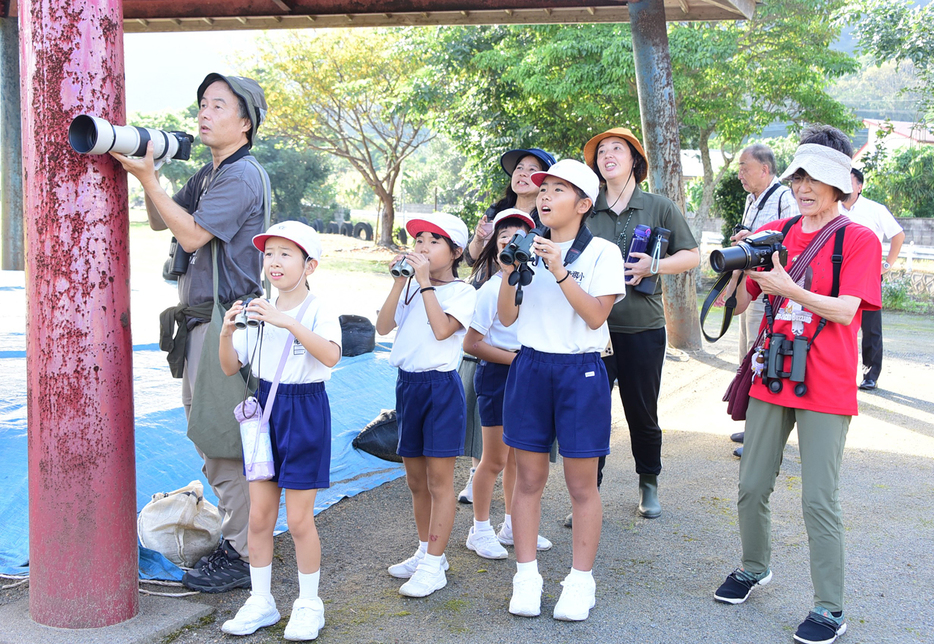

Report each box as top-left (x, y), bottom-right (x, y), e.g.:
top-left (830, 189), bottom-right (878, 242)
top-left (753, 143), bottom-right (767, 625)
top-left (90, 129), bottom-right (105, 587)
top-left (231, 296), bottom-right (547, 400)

top-left (183, 323), bottom-right (251, 560)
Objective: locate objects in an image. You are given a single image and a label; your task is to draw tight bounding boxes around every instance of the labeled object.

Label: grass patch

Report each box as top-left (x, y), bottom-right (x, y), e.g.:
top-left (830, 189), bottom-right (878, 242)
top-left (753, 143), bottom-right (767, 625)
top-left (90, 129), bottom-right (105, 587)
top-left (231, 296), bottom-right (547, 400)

top-left (319, 257), bottom-right (387, 276)
top-left (161, 614), bottom-right (215, 644)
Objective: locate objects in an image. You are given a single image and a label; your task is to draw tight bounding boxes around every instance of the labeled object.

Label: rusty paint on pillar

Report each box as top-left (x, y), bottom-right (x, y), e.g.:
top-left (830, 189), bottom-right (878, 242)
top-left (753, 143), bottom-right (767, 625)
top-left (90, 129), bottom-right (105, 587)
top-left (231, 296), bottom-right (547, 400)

top-left (21, 0), bottom-right (138, 628)
top-left (630, 0), bottom-right (702, 351)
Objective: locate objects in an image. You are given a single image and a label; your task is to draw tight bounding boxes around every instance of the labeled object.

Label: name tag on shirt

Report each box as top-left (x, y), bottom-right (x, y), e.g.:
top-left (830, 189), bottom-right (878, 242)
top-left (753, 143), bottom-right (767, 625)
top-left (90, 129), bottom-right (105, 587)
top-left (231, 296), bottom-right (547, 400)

top-left (292, 338), bottom-right (305, 356)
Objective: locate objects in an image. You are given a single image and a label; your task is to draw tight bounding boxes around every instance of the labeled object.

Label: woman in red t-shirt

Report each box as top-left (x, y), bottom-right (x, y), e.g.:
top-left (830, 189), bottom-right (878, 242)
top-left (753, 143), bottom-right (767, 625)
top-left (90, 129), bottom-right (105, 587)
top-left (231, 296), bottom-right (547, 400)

top-left (713, 125), bottom-right (881, 644)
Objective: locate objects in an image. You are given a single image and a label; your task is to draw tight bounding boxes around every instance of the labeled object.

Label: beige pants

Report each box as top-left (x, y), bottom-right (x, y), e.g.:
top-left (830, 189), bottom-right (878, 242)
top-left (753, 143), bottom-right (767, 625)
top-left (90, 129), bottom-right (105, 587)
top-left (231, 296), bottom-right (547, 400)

top-left (183, 323), bottom-right (251, 560)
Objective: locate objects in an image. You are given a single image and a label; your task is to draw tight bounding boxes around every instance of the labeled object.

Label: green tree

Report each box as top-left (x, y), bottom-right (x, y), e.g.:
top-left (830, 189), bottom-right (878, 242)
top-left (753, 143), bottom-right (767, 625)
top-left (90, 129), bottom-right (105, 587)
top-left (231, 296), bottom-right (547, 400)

top-left (250, 137), bottom-right (331, 224)
top-left (250, 29), bottom-right (434, 246)
top-left (850, 0), bottom-right (934, 122)
top-left (863, 146), bottom-right (934, 218)
top-left (411, 1), bottom-right (858, 225)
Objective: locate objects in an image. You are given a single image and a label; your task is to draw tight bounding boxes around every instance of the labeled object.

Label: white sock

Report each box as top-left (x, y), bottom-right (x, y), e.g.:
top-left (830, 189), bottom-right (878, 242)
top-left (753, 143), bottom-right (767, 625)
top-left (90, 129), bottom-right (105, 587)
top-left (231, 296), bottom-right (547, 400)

top-left (567, 567), bottom-right (593, 581)
top-left (474, 518), bottom-right (492, 533)
top-left (503, 514), bottom-right (513, 530)
top-left (298, 569), bottom-right (320, 600)
top-left (516, 559), bottom-right (539, 577)
top-left (421, 553), bottom-right (444, 572)
top-left (250, 564), bottom-right (273, 600)
top-left (418, 540), bottom-right (428, 554)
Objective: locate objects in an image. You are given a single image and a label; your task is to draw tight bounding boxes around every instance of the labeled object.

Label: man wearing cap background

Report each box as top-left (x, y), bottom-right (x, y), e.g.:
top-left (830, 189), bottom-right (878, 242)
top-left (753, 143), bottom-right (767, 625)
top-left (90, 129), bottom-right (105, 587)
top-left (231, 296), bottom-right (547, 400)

top-left (581, 127), bottom-right (699, 522)
top-left (840, 168), bottom-right (904, 391)
top-left (111, 73), bottom-right (270, 592)
top-left (730, 143), bottom-right (800, 455)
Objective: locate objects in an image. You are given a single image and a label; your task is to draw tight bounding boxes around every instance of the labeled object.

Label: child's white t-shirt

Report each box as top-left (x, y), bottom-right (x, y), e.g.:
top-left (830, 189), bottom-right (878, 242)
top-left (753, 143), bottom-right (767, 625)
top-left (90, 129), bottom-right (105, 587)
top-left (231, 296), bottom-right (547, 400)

top-left (389, 280), bottom-right (476, 372)
top-left (470, 273), bottom-right (520, 352)
top-left (233, 292), bottom-right (342, 384)
top-left (513, 236), bottom-right (626, 354)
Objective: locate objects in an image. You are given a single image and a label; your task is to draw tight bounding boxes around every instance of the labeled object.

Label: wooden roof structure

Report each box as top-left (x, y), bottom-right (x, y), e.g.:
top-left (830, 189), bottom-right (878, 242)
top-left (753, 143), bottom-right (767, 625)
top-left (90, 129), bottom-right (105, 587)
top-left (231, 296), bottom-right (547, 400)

top-left (3, 1), bottom-right (756, 32)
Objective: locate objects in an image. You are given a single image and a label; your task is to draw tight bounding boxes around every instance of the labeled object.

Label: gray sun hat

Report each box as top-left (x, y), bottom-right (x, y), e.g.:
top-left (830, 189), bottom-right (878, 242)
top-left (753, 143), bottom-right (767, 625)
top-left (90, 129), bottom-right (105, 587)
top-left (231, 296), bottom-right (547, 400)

top-left (197, 73), bottom-right (268, 148)
top-left (779, 143), bottom-right (852, 195)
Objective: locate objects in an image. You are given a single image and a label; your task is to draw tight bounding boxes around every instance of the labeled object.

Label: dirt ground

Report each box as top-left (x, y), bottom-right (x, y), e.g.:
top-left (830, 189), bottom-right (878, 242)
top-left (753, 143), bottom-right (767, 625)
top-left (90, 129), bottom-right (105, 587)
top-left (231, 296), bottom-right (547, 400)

top-left (2, 229), bottom-right (932, 643)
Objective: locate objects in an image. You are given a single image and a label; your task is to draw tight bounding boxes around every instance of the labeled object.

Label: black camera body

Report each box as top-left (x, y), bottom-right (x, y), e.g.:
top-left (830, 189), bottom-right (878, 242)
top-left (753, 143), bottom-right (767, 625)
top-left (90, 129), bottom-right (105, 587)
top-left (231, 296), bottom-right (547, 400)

top-left (710, 229), bottom-right (788, 273)
top-left (168, 237), bottom-right (193, 276)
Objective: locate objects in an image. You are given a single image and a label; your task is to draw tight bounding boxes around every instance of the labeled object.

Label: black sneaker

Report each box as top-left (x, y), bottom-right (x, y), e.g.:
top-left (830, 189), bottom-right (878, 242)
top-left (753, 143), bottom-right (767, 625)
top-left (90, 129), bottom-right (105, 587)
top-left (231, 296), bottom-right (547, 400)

top-left (794, 607), bottom-right (847, 644)
top-left (192, 539), bottom-right (226, 570)
top-left (713, 568), bottom-right (772, 604)
top-left (182, 540), bottom-right (251, 593)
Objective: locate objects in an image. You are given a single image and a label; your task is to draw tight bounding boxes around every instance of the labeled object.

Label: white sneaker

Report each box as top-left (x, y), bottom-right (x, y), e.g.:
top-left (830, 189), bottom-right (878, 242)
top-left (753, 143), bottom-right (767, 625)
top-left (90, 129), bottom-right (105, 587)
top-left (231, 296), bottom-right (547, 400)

top-left (508, 572), bottom-right (543, 617)
top-left (553, 573), bottom-right (596, 621)
top-left (284, 597), bottom-right (325, 641)
top-left (497, 522), bottom-right (554, 551)
top-left (458, 468), bottom-right (476, 503)
top-left (221, 593), bottom-right (280, 635)
top-left (399, 562), bottom-right (447, 597)
top-left (466, 526), bottom-right (508, 559)
top-left (388, 549), bottom-right (449, 579)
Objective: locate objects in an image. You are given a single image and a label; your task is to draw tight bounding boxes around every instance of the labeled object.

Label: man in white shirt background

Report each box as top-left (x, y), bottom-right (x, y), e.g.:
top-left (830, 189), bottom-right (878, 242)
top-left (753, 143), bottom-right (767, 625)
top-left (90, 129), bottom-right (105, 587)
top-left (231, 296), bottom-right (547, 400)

top-left (841, 168), bottom-right (905, 391)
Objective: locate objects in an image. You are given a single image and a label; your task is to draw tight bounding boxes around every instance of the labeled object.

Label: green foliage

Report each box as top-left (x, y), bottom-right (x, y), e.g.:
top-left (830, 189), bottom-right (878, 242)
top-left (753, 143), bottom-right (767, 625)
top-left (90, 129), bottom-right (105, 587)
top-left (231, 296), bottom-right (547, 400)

top-left (851, 0), bottom-right (934, 122)
top-left (250, 137), bottom-right (332, 224)
top-left (862, 146), bottom-right (934, 218)
top-left (408, 1), bottom-right (858, 223)
top-left (401, 136), bottom-right (467, 209)
top-left (249, 29), bottom-right (434, 245)
top-left (713, 174), bottom-right (747, 246)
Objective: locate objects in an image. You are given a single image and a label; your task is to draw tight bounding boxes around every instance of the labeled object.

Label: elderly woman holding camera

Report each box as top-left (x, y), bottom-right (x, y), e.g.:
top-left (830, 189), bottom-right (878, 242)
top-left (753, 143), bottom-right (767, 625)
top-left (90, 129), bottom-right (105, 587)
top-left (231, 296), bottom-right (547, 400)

top-left (713, 125), bottom-right (881, 644)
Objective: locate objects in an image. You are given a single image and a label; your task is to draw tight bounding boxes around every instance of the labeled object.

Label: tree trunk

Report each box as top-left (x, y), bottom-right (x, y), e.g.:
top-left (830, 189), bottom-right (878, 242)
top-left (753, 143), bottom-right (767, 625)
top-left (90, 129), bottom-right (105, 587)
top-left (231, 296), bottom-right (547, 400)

top-left (377, 192), bottom-right (395, 247)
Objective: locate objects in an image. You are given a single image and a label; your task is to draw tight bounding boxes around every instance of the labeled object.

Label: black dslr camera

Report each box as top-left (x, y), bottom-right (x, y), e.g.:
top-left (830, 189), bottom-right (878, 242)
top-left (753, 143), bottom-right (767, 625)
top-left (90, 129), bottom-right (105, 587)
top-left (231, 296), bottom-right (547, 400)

top-left (710, 230), bottom-right (788, 273)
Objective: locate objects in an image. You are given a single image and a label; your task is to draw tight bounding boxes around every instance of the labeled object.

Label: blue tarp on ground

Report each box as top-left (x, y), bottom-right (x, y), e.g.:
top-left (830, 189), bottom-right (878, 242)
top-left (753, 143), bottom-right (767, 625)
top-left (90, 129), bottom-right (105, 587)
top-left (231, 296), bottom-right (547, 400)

top-left (0, 279), bottom-right (403, 578)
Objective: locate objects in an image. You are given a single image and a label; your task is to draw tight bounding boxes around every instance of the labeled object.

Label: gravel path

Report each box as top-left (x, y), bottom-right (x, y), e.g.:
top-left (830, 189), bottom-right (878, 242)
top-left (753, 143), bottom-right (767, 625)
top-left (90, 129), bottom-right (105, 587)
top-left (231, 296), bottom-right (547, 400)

top-left (153, 309), bottom-right (934, 644)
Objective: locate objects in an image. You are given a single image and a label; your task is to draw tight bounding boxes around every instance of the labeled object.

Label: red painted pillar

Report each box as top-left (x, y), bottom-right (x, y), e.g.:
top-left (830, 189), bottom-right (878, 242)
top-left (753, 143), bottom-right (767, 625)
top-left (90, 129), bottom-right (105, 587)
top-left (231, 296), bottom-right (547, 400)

top-left (21, 0), bottom-right (138, 628)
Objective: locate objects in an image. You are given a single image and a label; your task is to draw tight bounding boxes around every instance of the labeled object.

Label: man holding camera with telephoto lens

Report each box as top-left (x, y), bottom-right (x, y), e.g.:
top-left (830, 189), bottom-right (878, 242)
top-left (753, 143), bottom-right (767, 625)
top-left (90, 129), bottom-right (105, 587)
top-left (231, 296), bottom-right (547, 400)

top-left (111, 73), bottom-right (269, 593)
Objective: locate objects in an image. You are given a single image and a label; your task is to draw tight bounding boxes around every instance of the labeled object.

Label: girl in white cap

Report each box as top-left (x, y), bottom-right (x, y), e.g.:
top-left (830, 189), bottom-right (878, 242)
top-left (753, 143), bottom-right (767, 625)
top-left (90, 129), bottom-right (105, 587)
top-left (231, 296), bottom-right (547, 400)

top-left (462, 208), bottom-right (553, 560)
top-left (218, 221), bottom-right (342, 641)
top-left (376, 213), bottom-right (477, 598)
top-left (497, 159), bottom-right (627, 621)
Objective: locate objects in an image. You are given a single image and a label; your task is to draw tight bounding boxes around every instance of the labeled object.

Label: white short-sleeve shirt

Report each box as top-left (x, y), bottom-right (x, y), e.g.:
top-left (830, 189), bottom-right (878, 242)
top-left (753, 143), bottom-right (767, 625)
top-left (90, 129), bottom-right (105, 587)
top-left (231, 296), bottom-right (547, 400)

top-left (233, 292), bottom-right (342, 384)
top-left (470, 273), bottom-right (520, 352)
top-left (513, 236), bottom-right (626, 354)
top-left (389, 280), bottom-right (476, 372)
top-left (841, 196), bottom-right (903, 244)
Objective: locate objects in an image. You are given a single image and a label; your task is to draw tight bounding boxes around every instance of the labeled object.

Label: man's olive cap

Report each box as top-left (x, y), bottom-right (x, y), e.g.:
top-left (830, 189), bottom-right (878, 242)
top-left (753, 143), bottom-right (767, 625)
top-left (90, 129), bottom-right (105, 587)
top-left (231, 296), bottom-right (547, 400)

top-left (197, 73), bottom-right (268, 148)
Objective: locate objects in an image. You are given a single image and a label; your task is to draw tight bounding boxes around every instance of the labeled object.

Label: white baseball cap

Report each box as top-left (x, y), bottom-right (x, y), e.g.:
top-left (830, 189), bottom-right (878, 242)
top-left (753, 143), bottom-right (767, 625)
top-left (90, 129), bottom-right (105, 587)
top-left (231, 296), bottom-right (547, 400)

top-left (405, 212), bottom-right (470, 249)
top-left (531, 159), bottom-right (599, 203)
top-left (252, 220), bottom-right (323, 260)
top-left (491, 208), bottom-right (535, 230)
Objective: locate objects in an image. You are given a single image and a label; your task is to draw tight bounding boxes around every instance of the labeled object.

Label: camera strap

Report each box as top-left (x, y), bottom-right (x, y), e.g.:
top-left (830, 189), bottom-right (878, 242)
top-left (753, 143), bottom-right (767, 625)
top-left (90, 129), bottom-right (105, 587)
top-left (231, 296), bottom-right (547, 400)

top-left (765, 218), bottom-right (848, 347)
top-left (744, 182), bottom-right (783, 231)
top-left (538, 224), bottom-right (594, 268)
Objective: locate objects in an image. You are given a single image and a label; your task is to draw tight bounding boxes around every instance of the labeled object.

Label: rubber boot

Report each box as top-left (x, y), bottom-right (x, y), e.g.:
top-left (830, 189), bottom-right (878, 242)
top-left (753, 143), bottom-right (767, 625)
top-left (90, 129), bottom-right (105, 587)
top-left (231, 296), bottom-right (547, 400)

top-left (638, 474), bottom-right (661, 518)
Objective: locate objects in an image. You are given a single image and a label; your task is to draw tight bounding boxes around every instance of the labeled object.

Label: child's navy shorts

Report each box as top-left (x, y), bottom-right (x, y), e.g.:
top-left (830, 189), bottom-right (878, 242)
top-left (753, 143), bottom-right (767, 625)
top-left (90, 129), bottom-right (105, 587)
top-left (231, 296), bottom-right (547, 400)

top-left (474, 360), bottom-right (510, 427)
top-left (502, 347), bottom-right (611, 458)
top-left (396, 369), bottom-right (466, 458)
top-left (256, 379), bottom-right (331, 490)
